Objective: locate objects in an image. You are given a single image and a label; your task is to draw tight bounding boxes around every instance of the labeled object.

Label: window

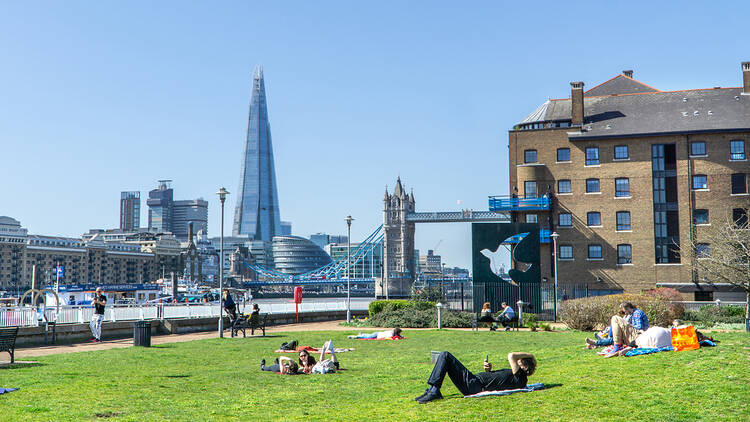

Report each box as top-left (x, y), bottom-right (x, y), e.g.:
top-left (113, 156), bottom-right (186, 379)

top-left (558, 179), bottom-right (571, 194)
top-left (730, 140), bottom-right (746, 160)
top-left (588, 245), bottom-right (602, 259)
top-left (614, 145), bottom-right (629, 160)
top-left (557, 148), bottom-right (570, 162)
top-left (692, 175), bottom-right (708, 190)
top-left (696, 243), bottom-right (710, 258)
top-left (558, 213), bottom-right (572, 227)
top-left (587, 212), bottom-right (601, 226)
top-left (524, 181), bottom-right (537, 198)
top-left (617, 244), bottom-right (632, 264)
top-left (524, 149), bottom-right (537, 163)
top-left (733, 208), bottom-right (748, 226)
top-left (586, 178), bottom-right (600, 193)
top-left (586, 147), bottom-right (600, 165)
top-left (559, 245), bottom-right (573, 260)
top-left (690, 141), bottom-right (706, 156)
top-left (693, 209), bottom-right (709, 225)
top-left (525, 214), bottom-right (538, 223)
top-left (731, 173), bottom-right (747, 194)
top-left (616, 211), bottom-right (631, 231)
top-left (615, 178), bottom-right (630, 197)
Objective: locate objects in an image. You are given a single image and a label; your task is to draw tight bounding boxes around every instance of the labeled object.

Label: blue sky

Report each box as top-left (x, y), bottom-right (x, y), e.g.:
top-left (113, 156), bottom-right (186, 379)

top-left (1, 2), bottom-right (747, 270)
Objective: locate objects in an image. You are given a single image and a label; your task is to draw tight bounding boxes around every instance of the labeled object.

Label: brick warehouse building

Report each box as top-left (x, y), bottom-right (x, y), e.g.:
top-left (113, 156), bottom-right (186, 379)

top-left (507, 62), bottom-right (750, 300)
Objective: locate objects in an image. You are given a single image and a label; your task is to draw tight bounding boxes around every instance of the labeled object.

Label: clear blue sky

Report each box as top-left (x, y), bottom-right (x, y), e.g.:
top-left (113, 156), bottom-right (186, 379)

top-left (1, 2), bottom-right (747, 270)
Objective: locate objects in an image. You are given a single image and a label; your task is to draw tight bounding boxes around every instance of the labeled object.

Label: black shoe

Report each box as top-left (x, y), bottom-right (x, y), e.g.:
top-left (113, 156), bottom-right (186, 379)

top-left (260, 359), bottom-right (266, 369)
top-left (414, 388), bottom-right (430, 401)
top-left (417, 389), bottom-right (443, 404)
top-left (274, 357), bottom-right (279, 364)
top-left (489, 326), bottom-right (496, 331)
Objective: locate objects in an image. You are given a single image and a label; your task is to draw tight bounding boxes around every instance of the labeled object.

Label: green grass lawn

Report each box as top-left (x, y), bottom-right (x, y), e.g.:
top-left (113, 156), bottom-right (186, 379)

top-left (2, 330), bottom-right (749, 421)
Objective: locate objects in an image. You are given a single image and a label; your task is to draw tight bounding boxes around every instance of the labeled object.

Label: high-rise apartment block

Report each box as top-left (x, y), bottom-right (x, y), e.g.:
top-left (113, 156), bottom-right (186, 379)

top-left (120, 191), bottom-right (140, 231)
top-left (505, 62), bottom-right (750, 300)
top-left (147, 180), bottom-right (208, 241)
top-left (233, 66), bottom-right (283, 241)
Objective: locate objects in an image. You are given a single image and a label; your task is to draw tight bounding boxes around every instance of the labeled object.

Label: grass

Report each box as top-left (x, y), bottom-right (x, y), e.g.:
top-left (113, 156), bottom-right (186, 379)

top-left (1, 330), bottom-right (749, 421)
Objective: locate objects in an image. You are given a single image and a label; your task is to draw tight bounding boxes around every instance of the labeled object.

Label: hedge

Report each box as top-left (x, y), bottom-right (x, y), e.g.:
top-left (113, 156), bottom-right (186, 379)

top-left (368, 299), bottom-right (435, 317)
top-left (561, 289), bottom-right (684, 331)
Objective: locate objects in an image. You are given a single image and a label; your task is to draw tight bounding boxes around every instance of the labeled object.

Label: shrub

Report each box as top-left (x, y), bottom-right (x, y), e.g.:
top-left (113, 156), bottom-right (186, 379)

top-left (367, 307), bottom-right (473, 328)
top-left (524, 313), bottom-right (539, 331)
top-left (561, 293), bottom-right (685, 330)
top-left (369, 300), bottom-right (412, 316)
top-left (683, 305), bottom-right (745, 326)
top-left (539, 322), bottom-right (553, 331)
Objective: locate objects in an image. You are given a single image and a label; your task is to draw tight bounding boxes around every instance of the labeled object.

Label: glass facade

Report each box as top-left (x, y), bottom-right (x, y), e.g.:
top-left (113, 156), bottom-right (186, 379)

top-left (147, 181), bottom-right (173, 233)
top-left (120, 191), bottom-right (140, 231)
top-left (233, 66), bottom-right (282, 241)
top-left (272, 236), bottom-right (332, 275)
top-left (651, 144), bottom-right (680, 263)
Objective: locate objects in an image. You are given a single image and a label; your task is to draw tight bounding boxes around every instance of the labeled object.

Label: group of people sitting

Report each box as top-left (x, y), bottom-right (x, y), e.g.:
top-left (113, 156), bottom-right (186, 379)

top-left (478, 301), bottom-right (517, 331)
top-left (261, 340), bottom-right (341, 375)
top-left (583, 301), bottom-right (695, 357)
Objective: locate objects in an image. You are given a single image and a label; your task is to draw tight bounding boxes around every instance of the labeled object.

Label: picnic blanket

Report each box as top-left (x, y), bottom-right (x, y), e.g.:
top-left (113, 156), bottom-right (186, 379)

top-left (623, 346), bottom-right (673, 357)
top-left (1, 388), bottom-right (19, 395)
top-left (274, 347), bottom-right (355, 354)
top-left (464, 383), bottom-right (546, 398)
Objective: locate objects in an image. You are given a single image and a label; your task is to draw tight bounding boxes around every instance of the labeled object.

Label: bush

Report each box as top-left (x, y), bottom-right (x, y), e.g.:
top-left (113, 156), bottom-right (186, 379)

top-left (368, 299), bottom-right (436, 317)
top-left (367, 307), bottom-right (474, 328)
top-left (539, 322), bottom-right (553, 331)
top-left (561, 293), bottom-right (685, 330)
top-left (524, 313), bottom-right (539, 331)
top-left (683, 305), bottom-right (745, 326)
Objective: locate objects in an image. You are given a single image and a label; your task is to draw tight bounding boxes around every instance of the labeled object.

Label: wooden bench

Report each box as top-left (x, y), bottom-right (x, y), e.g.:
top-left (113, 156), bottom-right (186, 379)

top-left (231, 313), bottom-right (267, 337)
top-left (0, 327), bottom-right (19, 364)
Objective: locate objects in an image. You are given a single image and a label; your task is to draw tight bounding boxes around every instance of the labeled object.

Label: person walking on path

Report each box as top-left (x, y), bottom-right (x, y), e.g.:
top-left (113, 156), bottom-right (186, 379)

top-left (90, 287), bottom-right (107, 342)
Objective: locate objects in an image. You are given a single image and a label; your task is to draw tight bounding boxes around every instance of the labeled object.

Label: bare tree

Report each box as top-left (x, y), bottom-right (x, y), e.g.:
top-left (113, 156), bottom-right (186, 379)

top-left (682, 214), bottom-right (750, 332)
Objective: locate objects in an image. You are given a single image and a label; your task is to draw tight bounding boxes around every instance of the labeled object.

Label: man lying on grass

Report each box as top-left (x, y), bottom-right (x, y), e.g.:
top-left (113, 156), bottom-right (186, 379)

top-left (414, 352), bottom-right (536, 404)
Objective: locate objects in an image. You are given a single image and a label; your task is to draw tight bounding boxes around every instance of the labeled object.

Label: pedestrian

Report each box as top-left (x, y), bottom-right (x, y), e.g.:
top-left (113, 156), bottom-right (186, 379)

top-left (90, 287), bottom-right (106, 342)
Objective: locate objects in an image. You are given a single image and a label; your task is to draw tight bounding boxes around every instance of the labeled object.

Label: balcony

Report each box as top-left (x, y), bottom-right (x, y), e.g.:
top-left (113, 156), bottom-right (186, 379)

top-left (502, 228), bottom-right (551, 244)
top-left (488, 195), bottom-right (550, 211)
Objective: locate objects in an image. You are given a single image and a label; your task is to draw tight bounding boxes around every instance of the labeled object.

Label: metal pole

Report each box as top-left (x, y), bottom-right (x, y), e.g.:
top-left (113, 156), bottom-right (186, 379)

top-left (346, 216), bottom-right (353, 323)
top-left (217, 187), bottom-right (229, 338)
top-left (552, 233), bottom-right (559, 322)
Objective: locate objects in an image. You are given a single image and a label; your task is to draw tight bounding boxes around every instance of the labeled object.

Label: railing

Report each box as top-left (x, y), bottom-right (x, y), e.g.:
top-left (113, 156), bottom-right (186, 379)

top-left (0, 300), bottom-right (371, 328)
top-left (679, 301), bottom-right (746, 312)
top-left (488, 195), bottom-right (551, 211)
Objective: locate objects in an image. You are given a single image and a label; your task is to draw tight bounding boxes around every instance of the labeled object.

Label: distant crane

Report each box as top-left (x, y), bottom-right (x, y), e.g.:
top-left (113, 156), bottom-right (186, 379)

top-left (432, 239), bottom-right (443, 253)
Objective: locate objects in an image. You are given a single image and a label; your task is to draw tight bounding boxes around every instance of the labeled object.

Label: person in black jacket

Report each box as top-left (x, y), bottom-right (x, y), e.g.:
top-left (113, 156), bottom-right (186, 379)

top-left (415, 352), bottom-right (536, 404)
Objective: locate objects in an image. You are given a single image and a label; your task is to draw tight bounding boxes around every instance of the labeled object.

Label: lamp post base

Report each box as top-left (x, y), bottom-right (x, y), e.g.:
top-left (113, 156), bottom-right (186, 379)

top-left (218, 318), bottom-right (224, 338)
top-left (346, 309), bottom-right (351, 323)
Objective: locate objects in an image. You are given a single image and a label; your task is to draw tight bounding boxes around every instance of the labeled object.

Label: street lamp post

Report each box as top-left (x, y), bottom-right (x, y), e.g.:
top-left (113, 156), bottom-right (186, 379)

top-left (550, 231), bottom-right (560, 322)
top-left (217, 187), bottom-right (229, 338)
top-left (345, 215), bottom-right (354, 323)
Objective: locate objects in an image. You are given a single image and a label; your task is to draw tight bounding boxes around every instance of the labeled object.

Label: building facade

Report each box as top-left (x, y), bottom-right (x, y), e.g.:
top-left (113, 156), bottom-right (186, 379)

top-left (272, 236), bottom-right (332, 275)
top-left (419, 249), bottom-right (442, 274)
top-left (120, 191), bottom-right (140, 231)
top-left (233, 66), bottom-right (282, 241)
top-left (324, 241), bottom-right (383, 278)
top-left (507, 62), bottom-right (750, 299)
top-left (147, 180), bottom-right (174, 233)
top-left (172, 199), bottom-right (208, 241)
top-left (382, 177), bottom-right (416, 297)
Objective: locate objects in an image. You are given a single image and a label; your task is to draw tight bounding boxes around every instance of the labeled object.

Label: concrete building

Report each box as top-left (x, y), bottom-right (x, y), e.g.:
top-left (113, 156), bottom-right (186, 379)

top-left (147, 180), bottom-right (174, 233)
top-left (172, 199), bottom-right (208, 241)
top-left (419, 249), bottom-right (442, 274)
top-left (507, 62), bottom-right (750, 300)
top-left (119, 191), bottom-right (140, 231)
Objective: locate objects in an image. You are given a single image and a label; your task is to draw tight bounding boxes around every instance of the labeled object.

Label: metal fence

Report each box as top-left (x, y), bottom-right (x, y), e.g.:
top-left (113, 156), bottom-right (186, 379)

top-left (0, 300), bottom-right (370, 328)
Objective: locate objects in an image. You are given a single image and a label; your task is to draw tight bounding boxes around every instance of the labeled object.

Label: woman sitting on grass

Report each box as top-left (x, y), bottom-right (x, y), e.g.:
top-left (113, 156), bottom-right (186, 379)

top-left (348, 327), bottom-right (403, 339)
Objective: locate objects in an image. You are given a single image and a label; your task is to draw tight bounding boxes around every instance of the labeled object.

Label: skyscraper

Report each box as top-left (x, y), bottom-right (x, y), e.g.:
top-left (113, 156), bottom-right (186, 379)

top-left (120, 191), bottom-right (140, 231)
top-left (147, 180), bottom-right (174, 233)
top-left (233, 66), bottom-right (282, 241)
top-left (173, 199), bottom-right (208, 240)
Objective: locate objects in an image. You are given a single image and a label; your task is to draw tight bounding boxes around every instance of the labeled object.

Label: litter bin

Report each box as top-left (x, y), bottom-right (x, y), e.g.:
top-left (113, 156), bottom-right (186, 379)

top-left (134, 321), bottom-right (151, 347)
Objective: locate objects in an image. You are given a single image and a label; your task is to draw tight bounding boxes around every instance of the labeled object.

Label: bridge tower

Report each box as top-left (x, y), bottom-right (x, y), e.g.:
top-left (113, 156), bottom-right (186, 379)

top-left (380, 177), bottom-right (416, 298)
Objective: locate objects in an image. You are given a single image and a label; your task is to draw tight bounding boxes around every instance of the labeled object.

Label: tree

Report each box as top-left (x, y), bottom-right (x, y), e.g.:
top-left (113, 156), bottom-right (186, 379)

top-left (682, 213), bottom-right (750, 332)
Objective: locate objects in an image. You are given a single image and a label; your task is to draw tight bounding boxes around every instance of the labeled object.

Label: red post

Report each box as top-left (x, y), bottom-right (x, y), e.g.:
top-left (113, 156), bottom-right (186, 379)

top-left (294, 287), bottom-right (303, 323)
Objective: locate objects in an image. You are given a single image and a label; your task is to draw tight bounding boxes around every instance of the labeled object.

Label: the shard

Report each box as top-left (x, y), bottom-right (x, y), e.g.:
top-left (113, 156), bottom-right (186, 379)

top-left (232, 66), bottom-right (281, 241)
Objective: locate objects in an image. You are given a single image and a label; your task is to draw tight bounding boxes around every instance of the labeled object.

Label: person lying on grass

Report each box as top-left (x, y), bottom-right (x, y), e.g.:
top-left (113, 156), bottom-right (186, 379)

top-left (260, 356), bottom-right (299, 374)
top-left (414, 352), bottom-right (536, 404)
top-left (348, 327), bottom-right (402, 339)
top-left (297, 340), bottom-right (340, 374)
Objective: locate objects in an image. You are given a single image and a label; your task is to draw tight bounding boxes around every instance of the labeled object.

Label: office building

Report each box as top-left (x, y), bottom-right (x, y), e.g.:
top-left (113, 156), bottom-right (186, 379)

top-left (147, 180), bottom-right (174, 233)
top-left (120, 191), bottom-right (140, 231)
top-left (325, 241), bottom-right (383, 278)
top-left (173, 199), bottom-right (208, 241)
top-left (272, 236), bottom-right (332, 275)
top-left (419, 250), bottom-right (442, 274)
top-left (505, 62), bottom-right (750, 300)
top-left (280, 221), bottom-right (292, 236)
top-left (233, 66), bottom-right (282, 241)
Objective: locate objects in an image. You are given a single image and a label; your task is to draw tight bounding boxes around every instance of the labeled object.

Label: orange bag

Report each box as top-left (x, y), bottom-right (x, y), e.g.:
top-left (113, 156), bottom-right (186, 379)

top-left (671, 326), bottom-right (700, 352)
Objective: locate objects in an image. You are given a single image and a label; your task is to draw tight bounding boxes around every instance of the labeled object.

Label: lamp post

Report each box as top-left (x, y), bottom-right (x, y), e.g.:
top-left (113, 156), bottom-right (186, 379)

top-left (217, 187), bottom-right (229, 338)
top-left (345, 215), bottom-right (354, 323)
top-left (550, 231), bottom-right (560, 322)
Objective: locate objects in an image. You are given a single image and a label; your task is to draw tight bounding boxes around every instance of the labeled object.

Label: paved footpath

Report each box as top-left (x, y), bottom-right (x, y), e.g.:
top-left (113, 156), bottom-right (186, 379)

top-left (13, 320), bottom-right (568, 360)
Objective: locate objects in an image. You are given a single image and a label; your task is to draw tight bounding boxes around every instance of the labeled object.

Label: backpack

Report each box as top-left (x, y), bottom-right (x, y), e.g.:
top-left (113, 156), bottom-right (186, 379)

top-left (280, 340), bottom-right (298, 351)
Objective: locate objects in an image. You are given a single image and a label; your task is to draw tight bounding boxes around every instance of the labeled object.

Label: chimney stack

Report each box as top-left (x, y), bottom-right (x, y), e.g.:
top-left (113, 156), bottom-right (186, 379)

top-left (570, 81), bottom-right (585, 126)
top-left (622, 70), bottom-right (634, 78)
top-left (742, 62), bottom-right (750, 94)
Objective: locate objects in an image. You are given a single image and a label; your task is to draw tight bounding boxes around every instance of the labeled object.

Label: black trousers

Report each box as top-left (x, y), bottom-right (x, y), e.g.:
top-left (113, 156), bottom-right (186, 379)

top-left (498, 315), bottom-right (517, 327)
top-left (427, 352), bottom-right (484, 396)
top-left (262, 364), bottom-right (280, 372)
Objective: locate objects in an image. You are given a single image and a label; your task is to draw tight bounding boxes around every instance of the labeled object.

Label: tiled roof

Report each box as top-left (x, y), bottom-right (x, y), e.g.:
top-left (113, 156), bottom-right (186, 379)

top-left (585, 75), bottom-right (660, 97)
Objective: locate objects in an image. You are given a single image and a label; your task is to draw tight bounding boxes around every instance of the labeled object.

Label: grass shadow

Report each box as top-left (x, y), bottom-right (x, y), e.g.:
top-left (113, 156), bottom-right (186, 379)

top-left (0, 361), bottom-right (45, 370)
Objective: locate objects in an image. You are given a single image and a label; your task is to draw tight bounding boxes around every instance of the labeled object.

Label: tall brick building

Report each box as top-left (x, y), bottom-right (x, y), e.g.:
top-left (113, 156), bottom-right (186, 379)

top-left (508, 62), bottom-right (750, 299)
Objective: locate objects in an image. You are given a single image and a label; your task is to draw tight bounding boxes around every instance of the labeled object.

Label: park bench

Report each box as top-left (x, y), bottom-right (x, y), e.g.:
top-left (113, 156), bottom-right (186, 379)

top-left (0, 326), bottom-right (19, 364)
top-left (230, 313), bottom-right (267, 338)
top-left (472, 313), bottom-right (519, 332)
